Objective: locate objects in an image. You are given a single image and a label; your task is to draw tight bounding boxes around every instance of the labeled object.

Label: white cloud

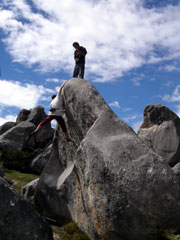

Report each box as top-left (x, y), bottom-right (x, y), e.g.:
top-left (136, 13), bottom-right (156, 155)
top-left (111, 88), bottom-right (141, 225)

top-left (0, 79), bottom-right (54, 109)
top-left (123, 115), bottom-right (138, 122)
top-left (0, 115), bottom-right (16, 126)
top-left (122, 107), bottom-right (132, 112)
top-left (162, 85), bottom-right (180, 102)
top-left (0, 0), bottom-right (180, 82)
top-left (109, 101), bottom-right (120, 109)
top-left (46, 78), bottom-right (62, 83)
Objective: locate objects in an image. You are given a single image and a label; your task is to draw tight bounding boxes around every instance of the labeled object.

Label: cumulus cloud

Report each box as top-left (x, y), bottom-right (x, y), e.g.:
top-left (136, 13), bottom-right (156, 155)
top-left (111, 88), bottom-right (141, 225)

top-left (46, 78), bottom-right (61, 83)
top-left (0, 79), bottom-right (54, 109)
top-left (162, 85), bottom-right (180, 102)
top-left (0, 0), bottom-right (180, 82)
top-left (109, 101), bottom-right (120, 109)
top-left (0, 115), bottom-right (16, 126)
top-left (123, 115), bottom-right (138, 122)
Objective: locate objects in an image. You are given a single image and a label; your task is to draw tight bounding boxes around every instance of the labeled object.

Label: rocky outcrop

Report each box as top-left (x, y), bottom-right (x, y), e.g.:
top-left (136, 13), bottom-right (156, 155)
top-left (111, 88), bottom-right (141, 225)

top-left (0, 176), bottom-right (53, 240)
top-left (35, 79), bottom-right (180, 240)
top-left (30, 144), bottom-right (52, 174)
top-left (0, 122), bottom-right (16, 135)
top-left (0, 106), bottom-right (54, 172)
top-left (16, 109), bottom-right (31, 123)
top-left (138, 104), bottom-right (180, 166)
top-left (0, 168), bottom-right (4, 178)
top-left (22, 178), bottom-right (39, 202)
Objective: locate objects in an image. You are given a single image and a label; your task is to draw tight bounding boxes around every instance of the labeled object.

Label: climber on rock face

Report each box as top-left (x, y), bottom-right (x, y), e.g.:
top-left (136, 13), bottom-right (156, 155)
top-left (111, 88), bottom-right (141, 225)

top-left (32, 82), bottom-right (71, 141)
top-left (73, 42), bottom-right (87, 79)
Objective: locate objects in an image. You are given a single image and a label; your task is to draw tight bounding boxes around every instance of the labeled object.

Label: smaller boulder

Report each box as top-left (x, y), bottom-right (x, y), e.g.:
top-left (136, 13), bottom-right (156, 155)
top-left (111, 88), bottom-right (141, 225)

top-left (0, 177), bottom-right (53, 240)
top-left (0, 122), bottom-right (16, 135)
top-left (27, 106), bottom-right (47, 126)
top-left (172, 163), bottom-right (180, 186)
top-left (0, 121), bottom-right (36, 151)
top-left (30, 144), bottom-right (52, 174)
top-left (0, 168), bottom-right (4, 178)
top-left (22, 178), bottom-right (39, 202)
top-left (138, 104), bottom-right (180, 166)
top-left (16, 109), bottom-right (31, 123)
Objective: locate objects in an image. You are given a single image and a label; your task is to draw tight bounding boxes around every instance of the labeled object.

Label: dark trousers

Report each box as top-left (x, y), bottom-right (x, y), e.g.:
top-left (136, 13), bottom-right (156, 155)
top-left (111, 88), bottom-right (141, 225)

top-left (73, 63), bottom-right (85, 79)
top-left (39, 115), bottom-right (67, 132)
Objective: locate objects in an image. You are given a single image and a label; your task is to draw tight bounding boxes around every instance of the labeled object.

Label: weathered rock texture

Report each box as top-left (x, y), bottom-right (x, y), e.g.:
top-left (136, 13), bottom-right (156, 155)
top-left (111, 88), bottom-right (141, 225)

top-left (138, 104), bottom-right (180, 166)
top-left (0, 122), bottom-right (16, 135)
top-left (0, 176), bottom-right (53, 240)
top-left (0, 106), bottom-right (54, 173)
top-left (22, 178), bottom-right (39, 202)
top-left (35, 79), bottom-right (180, 240)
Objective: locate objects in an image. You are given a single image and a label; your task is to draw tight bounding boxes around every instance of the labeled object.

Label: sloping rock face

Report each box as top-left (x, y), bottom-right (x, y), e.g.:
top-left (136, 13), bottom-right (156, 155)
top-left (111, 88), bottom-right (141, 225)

top-left (0, 176), bottom-right (53, 240)
top-left (35, 79), bottom-right (180, 240)
top-left (0, 122), bottom-right (16, 135)
top-left (138, 104), bottom-right (180, 166)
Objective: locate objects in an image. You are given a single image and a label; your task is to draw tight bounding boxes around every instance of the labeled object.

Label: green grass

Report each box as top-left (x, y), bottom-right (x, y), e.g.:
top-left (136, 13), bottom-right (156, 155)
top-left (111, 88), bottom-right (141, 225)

top-left (3, 168), bottom-right (90, 240)
top-left (3, 167), bottom-right (39, 194)
top-left (163, 233), bottom-right (180, 240)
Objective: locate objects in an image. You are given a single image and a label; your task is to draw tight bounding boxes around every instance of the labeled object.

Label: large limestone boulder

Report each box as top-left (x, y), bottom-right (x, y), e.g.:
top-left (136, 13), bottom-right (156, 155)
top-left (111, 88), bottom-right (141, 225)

top-left (138, 104), bottom-right (180, 166)
top-left (0, 176), bottom-right (53, 240)
top-left (35, 79), bottom-right (180, 240)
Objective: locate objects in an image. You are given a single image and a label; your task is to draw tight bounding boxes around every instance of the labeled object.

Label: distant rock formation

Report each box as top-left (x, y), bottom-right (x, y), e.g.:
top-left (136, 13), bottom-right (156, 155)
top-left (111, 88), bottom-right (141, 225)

top-left (0, 176), bottom-right (53, 240)
top-left (0, 122), bottom-right (16, 135)
top-left (0, 106), bottom-right (54, 173)
top-left (35, 79), bottom-right (180, 240)
top-left (138, 104), bottom-right (180, 166)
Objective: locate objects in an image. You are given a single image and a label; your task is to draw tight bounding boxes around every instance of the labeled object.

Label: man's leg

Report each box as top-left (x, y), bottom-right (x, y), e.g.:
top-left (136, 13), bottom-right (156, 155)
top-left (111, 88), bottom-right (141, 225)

top-left (79, 63), bottom-right (85, 79)
top-left (33, 115), bottom-right (54, 133)
top-left (73, 64), bottom-right (79, 78)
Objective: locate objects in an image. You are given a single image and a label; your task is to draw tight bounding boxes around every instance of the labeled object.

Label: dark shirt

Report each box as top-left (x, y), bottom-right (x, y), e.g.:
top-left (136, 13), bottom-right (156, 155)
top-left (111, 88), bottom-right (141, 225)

top-left (74, 46), bottom-right (87, 64)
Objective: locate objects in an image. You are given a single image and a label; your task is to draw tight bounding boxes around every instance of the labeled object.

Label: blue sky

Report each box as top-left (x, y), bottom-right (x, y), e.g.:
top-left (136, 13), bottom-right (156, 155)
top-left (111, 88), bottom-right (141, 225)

top-left (0, 0), bottom-right (180, 131)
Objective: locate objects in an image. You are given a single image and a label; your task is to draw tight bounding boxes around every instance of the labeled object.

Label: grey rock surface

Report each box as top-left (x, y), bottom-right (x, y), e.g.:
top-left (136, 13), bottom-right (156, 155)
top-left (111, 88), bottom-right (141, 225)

top-left (0, 121), bottom-right (36, 151)
top-left (22, 178), bottom-right (39, 202)
top-left (27, 105), bottom-right (47, 126)
top-left (35, 79), bottom-right (180, 240)
top-left (0, 122), bottom-right (16, 135)
top-left (172, 163), bottom-right (180, 186)
top-left (0, 168), bottom-right (4, 178)
top-left (30, 144), bottom-right (52, 174)
top-left (138, 104), bottom-right (180, 166)
top-left (0, 177), bottom-right (53, 240)
top-left (16, 109), bottom-right (31, 123)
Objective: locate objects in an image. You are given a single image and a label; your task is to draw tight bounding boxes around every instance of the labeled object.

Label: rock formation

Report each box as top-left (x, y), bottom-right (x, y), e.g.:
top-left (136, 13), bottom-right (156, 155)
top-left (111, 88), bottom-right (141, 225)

top-left (0, 176), bottom-right (53, 240)
top-left (138, 104), bottom-right (180, 166)
top-left (0, 106), bottom-right (54, 173)
top-left (35, 79), bottom-right (180, 240)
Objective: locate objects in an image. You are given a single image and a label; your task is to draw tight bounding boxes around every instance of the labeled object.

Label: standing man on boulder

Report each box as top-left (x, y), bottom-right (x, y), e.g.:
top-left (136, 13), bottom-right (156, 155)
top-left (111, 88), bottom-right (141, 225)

top-left (73, 42), bottom-right (87, 79)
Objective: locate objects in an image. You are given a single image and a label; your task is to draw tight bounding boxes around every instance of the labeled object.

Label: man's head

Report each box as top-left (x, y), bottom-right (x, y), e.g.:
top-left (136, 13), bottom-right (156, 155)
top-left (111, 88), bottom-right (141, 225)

top-left (51, 94), bottom-right (56, 100)
top-left (73, 42), bottom-right (80, 50)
